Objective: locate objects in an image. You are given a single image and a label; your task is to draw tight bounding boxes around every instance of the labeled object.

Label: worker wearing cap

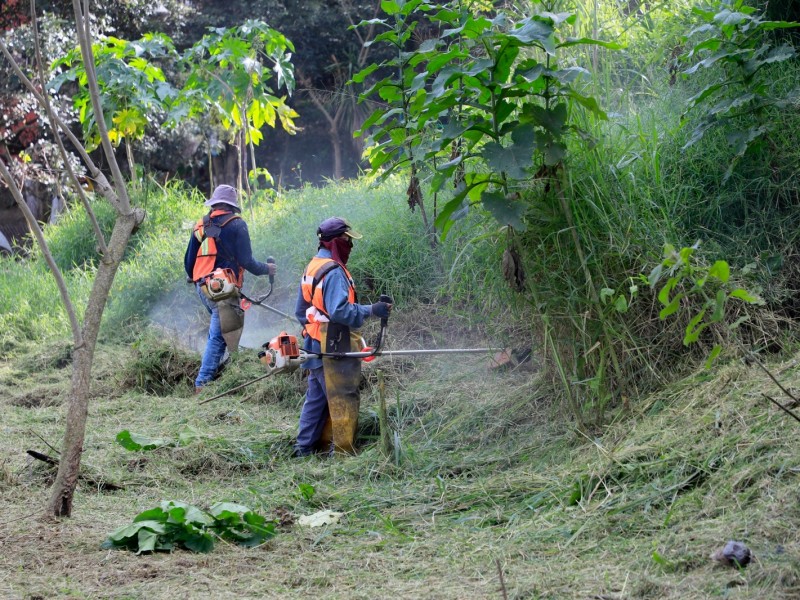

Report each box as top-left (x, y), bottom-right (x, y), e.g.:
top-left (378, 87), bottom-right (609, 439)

top-left (184, 185), bottom-right (276, 392)
top-left (293, 217), bottom-right (392, 456)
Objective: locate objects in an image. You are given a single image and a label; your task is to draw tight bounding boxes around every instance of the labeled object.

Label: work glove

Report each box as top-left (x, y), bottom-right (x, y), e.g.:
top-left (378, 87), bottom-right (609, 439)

top-left (370, 300), bottom-right (392, 319)
top-left (266, 261), bottom-right (277, 277)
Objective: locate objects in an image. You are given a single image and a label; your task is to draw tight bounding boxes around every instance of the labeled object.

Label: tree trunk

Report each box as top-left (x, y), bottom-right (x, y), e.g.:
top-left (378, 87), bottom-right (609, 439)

top-left (212, 145), bottom-right (238, 186)
top-left (46, 209), bottom-right (143, 516)
top-left (330, 123), bottom-right (343, 181)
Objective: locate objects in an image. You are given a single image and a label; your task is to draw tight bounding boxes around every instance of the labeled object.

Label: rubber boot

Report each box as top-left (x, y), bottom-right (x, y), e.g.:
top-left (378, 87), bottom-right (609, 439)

top-left (217, 294), bottom-right (244, 352)
top-left (320, 322), bottom-right (362, 455)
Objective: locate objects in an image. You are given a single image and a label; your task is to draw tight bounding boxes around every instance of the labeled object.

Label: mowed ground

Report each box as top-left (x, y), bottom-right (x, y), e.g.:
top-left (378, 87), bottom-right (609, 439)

top-left (1, 328), bottom-right (799, 599)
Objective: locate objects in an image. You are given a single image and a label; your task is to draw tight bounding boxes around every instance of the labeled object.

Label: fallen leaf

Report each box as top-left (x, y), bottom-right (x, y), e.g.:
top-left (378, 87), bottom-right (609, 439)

top-left (297, 510), bottom-right (343, 527)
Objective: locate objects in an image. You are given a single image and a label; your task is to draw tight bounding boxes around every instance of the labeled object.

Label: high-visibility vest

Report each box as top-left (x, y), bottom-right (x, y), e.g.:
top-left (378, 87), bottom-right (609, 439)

top-left (192, 210), bottom-right (243, 285)
top-left (301, 257), bottom-right (356, 342)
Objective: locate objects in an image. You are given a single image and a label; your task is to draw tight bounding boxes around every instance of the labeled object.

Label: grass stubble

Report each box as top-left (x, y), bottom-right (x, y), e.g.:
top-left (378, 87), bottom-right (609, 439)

top-left (0, 308), bottom-right (798, 600)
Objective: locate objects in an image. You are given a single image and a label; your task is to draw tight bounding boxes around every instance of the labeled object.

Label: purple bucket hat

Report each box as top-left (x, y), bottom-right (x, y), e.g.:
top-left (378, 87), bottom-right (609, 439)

top-left (204, 185), bottom-right (240, 209)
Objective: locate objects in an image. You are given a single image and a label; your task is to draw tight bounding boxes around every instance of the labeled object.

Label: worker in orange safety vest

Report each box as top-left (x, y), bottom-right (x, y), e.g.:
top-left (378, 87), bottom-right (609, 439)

top-left (293, 217), bottom-right (392, 456)
top-left (184, 185), bottom-right (276, 392)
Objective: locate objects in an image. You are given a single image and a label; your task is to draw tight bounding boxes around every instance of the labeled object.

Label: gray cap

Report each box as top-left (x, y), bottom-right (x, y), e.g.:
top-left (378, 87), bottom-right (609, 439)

top-left (204, 185), bottom-right (239, 209)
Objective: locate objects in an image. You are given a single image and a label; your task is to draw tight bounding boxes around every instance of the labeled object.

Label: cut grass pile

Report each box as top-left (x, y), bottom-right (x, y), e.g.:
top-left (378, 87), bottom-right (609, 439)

top-left (0, 313), bottom-right (798, 599)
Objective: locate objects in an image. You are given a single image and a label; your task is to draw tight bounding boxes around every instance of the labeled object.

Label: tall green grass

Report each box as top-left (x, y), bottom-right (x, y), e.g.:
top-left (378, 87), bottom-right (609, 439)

top-left (0, 176), bottom-right (484, 355)
top-left (494, 54), bottom-right (800, 423)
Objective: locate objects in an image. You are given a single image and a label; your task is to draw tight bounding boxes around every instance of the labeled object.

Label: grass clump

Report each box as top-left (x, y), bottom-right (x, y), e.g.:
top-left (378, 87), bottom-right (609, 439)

top-left (120, 332), bottom-right (198, 395)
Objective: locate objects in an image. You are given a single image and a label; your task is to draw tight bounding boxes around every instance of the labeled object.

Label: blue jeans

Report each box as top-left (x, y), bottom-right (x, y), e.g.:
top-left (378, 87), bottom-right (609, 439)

top-left (195, 285), bottom-right (226, 388)
top-left (295, 367), bottom-right (329, 454)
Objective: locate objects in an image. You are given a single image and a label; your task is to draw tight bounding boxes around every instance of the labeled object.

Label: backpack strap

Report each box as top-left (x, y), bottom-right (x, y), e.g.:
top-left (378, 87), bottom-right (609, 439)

top-left (309, 261), bottom-right (343, 313)
top-left (202, 212), bottom-right (242, 267)
top-left (201, 213), bottom-right (241, 241)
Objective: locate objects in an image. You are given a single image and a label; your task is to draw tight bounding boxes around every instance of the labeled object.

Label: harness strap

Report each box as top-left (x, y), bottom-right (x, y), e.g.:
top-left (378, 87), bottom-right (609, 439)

top-left (309, 261), bottom-right (344, 314)
top-left (199, 212), bottom-right (242, 277)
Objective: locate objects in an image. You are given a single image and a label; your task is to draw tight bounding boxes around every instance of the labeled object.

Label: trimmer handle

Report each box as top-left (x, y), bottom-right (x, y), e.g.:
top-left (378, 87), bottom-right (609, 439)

top-left (266, 256), bottom-right (275, 285)
top-left (379, 294), bottom-right (392, 328)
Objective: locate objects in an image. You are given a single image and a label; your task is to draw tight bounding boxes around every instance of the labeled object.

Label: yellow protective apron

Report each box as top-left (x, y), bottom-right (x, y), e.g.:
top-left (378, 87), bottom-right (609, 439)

top-left (320, 322), bottom-right (362, 455)
top-left (217, 294), bottom-right (245, 352)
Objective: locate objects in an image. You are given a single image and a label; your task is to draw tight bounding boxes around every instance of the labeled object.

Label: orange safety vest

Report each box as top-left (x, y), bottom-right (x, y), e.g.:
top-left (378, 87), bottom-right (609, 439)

top-left (301, 257), bottom-right (357, 342)
top-left (192, 210), bottom-right (243, 285)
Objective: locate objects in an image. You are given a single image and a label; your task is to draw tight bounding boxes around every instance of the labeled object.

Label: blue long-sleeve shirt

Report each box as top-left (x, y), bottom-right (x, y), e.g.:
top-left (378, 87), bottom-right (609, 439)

top-left (294, 248), bottom-right (372, 369)
top-left (184, 212), bottom-right (270, 283)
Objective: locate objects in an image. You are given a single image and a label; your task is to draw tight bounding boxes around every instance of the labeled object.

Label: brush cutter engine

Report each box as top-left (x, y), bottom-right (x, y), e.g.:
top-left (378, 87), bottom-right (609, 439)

top-left (258, 331), bottom-right (375, 374)
top-left (259, 332), bottom-right (306, 373)
top-left (201, 268), bottom-right (239, 301)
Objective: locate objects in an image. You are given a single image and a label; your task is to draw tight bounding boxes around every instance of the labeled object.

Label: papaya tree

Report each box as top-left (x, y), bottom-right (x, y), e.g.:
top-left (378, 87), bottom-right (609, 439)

top-left (49, 32), bottom-right (179, 189)
top-left (354, 0), bottom-right (620, 426)
top-left (179, 20), bottom-right (298, 212)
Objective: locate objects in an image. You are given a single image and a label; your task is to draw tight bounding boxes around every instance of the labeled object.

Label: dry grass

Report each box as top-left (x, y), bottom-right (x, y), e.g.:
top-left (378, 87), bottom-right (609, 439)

top-left (0, 318), bottom-right (799, 599)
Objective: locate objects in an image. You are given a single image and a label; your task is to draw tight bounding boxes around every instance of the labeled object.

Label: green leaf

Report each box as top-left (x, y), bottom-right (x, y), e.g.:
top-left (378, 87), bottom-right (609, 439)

top-left (177, 426), bottom-right (202, 446)
top-left (707, 260), bottom-right (730, 282)
top-left (686, 82), bottom-right (724, 108)
top-left (613, 295), bottom-right (629, 313)
top-left (209, 502), bottom-right (252, 519)
top-left (435, 190), bottom-right (469, 239)
top-left (116, 430), bottom-right (173, 452)
top-left (711, 289), bottom-right (726, 322)
top-left (481, 190), bottom-right (527, 230)
top-left (351, 64), bottom-right (379, 84)
top-left (729, 288), bottom-right (762, 304)
top-left (522, 103), bottom-right (567, 136)
top-left (507, 17), bottom-right (555, 51)
top-left (480, 124), bottom-right (536, 180)
top-left (600, 288), bottom-right (615, 304)
top-left (726, 126), bottom-right (768, 157)
top-left (170, 503), bottom-right (214, 526)
top-left (760, 21), bottom-right (800, 32)
top-left (659, 294), bottom-right (683, 320)
top-left (107, 520), bottom-right (166, 543)
top-left (183, 532), bottom-right (215, 553)
top-left (557, 37), bottom-right (623, 50)
top-left (380, 0), bottom-right (401, 15)
top-left (493, 44), bottom-right (520, 83)
top-left (683, 309), bottom-right (707, 345)
top-left (713, 10), bottom-right (750, 28)
top-left (298, 483), bottom-right (316, 501)
top-left (686, 37), bottom-right (722, 58)
top-left (647, 264), bottom-right (663, 288)
top-left (705, 345), bottom-right (723, 369)
top-left (566, 90), bottom-right (607, 119)
top-left (133, 507), bottom-right (168, 523)
top-left (137, 528), bottom-right (159, 554)
top-left (657, 277), bottom-right (678, 306)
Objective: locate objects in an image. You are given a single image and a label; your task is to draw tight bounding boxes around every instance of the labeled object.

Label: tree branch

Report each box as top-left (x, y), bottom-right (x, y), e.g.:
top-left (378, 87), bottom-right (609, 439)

top-left (0, 156), bottom-right (83, 348)
top-left (29, 0), bottom-right (108, 255)
top-left (0, 37), bottom-right (120, 210)
top-left (72, 0), bottom-right (133, 216)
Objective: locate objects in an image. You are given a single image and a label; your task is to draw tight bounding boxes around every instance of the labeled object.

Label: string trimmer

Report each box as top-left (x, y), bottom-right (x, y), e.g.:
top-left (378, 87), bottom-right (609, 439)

top-left (239, 256), bottom-right (295, 320)
top-left (199, 311), bottom-right (502, 405)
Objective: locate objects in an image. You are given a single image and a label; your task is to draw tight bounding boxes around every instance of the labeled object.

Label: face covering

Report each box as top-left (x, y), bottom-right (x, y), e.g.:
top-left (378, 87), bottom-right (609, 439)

top-left (321, 237), bottom-right (352, 265)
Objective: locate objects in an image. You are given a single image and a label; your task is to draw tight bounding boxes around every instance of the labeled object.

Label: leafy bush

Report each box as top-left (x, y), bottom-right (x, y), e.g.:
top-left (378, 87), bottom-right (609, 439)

top-left (102, 500), bottom-right (276, 554)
